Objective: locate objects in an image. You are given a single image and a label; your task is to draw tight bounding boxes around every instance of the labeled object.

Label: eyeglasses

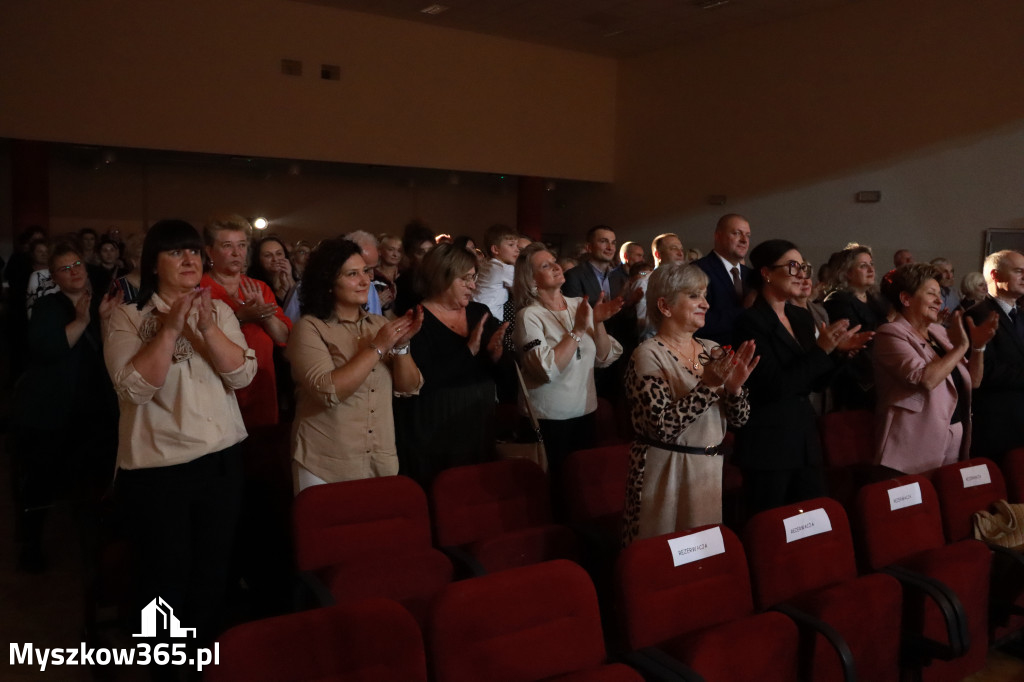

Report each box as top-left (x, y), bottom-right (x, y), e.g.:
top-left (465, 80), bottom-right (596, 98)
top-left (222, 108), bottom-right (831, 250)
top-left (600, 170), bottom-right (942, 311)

top-left (458, 272), bottom-right (478, 284)
top-left (697, 345), bottom-right (727, 366)
top-left (56, 260), bottom-right (83, 274)
top-left (769, 260), bottom-right (813, 278)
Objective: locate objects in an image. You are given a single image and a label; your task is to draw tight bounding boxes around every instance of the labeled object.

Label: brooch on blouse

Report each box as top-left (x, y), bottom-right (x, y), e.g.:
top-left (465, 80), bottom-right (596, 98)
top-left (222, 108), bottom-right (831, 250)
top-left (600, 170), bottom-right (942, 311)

top-left (139, 314), bottom-right (195, 363)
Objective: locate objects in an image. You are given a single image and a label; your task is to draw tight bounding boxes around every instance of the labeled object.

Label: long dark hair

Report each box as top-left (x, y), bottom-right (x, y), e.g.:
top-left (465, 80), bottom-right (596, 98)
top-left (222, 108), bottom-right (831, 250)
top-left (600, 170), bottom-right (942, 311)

top-left (137, 220), bottom-right (204, 309)
top-left (248, 235), bottom-right (294, 302)
top-left (299, 238), bottom-right (363, 320)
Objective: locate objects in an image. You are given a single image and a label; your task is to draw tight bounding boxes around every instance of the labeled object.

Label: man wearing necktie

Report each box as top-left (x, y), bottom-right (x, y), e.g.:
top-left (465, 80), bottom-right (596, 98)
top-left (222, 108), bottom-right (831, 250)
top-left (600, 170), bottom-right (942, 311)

top-left (695, 214), bottom-right (753, 346)
top-left (966, 249), bottom-right (1024, 463)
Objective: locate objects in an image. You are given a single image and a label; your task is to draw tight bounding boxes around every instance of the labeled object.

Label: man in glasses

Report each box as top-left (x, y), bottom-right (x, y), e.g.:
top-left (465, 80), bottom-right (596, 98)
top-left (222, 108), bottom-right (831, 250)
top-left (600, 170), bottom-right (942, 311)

top-left (695, 213), bottom-right (753, 346)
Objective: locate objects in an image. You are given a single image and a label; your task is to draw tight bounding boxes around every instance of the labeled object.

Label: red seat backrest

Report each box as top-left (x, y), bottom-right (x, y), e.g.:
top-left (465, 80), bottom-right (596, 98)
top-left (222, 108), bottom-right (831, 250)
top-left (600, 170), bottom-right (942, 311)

top-left (562, 444), bottom-right (631, 524)
top-left (854, 474), bottom-right (946, 570)
top-left (616, 525), bottom-right (754, 650)
top-left (743, 497), bottom-right (858, 609)
top-left (931, 458), bottom-right (1007, 542)
top-left (431, 459), bottom-right (551, 547)
top-left (428, 560), bottom-right (607, 682)
top-left (819, 409), bottom-right (875, 468)
top-left (292, 476), bottom-right (433, 572)
top-left (211, 598), bottom-right (427, 682)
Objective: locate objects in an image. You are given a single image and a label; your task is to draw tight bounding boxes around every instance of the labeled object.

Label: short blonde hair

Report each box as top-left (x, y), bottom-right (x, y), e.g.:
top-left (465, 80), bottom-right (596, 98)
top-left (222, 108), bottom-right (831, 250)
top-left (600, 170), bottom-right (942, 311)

top-left (514, 243), bottom-right (556, 309)
top-left (646, 263), bottom-right (709, 328)
top-left (202, 213), bottom-right (252, 246)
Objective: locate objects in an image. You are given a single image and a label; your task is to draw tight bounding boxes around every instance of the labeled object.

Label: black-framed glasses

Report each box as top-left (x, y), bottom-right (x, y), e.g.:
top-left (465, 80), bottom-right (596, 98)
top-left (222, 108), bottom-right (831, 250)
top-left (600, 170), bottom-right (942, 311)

top-left (56, 260), bottom-right (83, 274)
top-left (697, 345), bottom-right (727, 366)
top-left (770, 260), bottom-right (813, 278)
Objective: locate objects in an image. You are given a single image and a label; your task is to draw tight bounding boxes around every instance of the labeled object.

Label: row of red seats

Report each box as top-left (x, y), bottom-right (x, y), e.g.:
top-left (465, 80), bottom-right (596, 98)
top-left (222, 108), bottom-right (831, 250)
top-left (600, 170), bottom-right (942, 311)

top-left (208, 561), bottom-right (647, 682)
top-left (210, 455), bottom-right (1023, 681)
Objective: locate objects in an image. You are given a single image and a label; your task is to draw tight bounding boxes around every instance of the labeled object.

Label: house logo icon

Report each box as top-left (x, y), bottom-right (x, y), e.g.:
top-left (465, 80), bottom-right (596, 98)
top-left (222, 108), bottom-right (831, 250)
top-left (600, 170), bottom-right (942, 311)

top-left (132, 597), bottom-right (197, 639)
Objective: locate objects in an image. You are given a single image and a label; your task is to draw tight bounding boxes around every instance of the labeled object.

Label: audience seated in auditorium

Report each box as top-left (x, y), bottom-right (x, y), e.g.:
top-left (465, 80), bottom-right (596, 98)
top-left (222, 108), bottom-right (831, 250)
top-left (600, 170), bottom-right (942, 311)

top-left (873, 263), bottom-right (996, 474)
top-left (734, 239), bottom-right (871, 516)
top-left (394, 243), bottom-right (506, 486)
top-left (288, 237), bottom-right (423, 493)
top-left (621, 263), bottom-right (756, 546)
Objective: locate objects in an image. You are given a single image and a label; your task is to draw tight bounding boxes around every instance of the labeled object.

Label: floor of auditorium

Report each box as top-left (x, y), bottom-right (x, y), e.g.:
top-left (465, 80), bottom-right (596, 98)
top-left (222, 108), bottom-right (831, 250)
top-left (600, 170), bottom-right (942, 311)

top-left (1, 441), bottom-right (1023, 682)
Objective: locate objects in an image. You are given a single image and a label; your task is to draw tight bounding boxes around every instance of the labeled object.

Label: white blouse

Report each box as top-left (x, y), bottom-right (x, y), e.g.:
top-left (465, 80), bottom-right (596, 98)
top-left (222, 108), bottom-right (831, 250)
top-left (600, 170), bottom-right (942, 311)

top-left (514, 297), bottom-right (622, 420)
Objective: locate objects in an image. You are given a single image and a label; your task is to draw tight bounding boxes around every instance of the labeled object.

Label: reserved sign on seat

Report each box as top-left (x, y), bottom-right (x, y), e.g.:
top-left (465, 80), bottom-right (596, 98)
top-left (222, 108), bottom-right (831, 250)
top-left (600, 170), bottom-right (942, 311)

top-left (667, 527), bottom-right (725, 567)
top-left (888, 482), bottom-right (923, 511)
top-left (783, 508), bottom-right (832, 543)
top-left (960, 464), bottom-right (991, 489)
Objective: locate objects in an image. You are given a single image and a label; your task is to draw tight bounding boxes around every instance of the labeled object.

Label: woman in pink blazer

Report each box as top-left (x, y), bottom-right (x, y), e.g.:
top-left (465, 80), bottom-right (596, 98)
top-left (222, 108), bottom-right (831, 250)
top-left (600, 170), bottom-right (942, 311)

top-left (873, 263), bottom-right (997, 474)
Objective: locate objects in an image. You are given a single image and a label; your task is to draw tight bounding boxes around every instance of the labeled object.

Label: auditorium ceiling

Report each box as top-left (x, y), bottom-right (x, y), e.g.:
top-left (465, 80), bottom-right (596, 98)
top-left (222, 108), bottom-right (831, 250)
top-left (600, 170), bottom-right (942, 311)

top-left (289, 0), bottom-right (859, 57)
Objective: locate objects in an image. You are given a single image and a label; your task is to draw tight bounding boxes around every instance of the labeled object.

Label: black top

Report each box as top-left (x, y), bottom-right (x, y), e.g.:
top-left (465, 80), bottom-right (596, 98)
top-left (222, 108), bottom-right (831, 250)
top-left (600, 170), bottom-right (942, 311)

top-left (410, 301), bottom-right (501, 393)
top-left (823, 289), bottom-right (887, 332)
top-left (733, 296), bottom-right (839, 470)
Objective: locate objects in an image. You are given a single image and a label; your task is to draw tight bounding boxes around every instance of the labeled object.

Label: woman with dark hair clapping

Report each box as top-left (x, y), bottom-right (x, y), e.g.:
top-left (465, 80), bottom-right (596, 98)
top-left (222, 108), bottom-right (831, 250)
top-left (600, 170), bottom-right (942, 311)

top-left (734, 239), bottom-right (872, 515)
top-left (105, 219), bottom-right (256, 648)
top-left (288, 238), bottom-right (423, 492)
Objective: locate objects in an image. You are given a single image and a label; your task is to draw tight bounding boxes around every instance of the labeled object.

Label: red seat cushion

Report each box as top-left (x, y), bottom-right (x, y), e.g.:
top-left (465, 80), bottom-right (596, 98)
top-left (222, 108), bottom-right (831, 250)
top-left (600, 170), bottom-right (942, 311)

top-left (469, 525), bottom-right (581, 573)
top-left (663, 611), bottom-right (799, 682)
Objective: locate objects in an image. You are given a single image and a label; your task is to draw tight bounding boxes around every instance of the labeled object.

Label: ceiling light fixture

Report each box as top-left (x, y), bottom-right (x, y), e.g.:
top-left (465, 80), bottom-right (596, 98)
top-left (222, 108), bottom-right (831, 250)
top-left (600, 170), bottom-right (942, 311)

top-left (694, 0), bottom-right (730, 9)
top-left (253, 217), bottom-right (269, 230)
top-left (420, 4), bottom-right (450, 15)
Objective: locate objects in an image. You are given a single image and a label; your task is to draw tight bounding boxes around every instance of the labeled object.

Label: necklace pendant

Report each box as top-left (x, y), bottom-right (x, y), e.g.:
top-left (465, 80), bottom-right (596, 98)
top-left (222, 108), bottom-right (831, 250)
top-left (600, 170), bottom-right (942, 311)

top-left (576, 347), bottom-right (582, 360)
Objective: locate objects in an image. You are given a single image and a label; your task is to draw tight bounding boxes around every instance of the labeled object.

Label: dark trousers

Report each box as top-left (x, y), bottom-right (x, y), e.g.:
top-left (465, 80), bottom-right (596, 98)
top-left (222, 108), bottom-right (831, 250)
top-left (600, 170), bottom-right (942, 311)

top-left (741, 465), bottom-right (827, 519)
top-left (117, 444), bottom-right (243, 650)
top-left (539, 412), bottom-right (597, 518)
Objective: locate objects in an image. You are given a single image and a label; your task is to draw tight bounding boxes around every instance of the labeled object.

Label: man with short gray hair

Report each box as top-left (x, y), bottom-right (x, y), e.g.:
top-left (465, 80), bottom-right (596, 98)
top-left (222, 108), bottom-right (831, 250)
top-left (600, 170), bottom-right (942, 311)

top-left (965, 249), bottom-right (1024, 462)
top-left (345, 230), bottom-right (384, 315)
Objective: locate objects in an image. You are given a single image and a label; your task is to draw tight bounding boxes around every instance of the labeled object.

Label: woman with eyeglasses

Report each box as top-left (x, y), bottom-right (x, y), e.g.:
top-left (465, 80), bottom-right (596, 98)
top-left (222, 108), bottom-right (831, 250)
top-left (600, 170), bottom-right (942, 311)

top-left (393, 242), bottom-right (508, 486)
top-left (10, 241), bottom-right (120, 571)
top-left (104, 219), bottom-right (256, 650)
top-left (734, 239), bottom-right (873, 515)
top-left (873, 264), bottom-right (996, 475)
top-left (512, 243), bottom-right (624, 490)
top-left (621, 263), bottom-right (758, 546)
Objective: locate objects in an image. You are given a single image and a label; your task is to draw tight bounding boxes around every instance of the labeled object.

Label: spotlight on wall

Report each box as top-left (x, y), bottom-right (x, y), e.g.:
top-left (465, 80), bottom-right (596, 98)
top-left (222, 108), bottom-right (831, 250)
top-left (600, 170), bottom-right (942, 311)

top-left (253, 217), bottom-right (269, 230)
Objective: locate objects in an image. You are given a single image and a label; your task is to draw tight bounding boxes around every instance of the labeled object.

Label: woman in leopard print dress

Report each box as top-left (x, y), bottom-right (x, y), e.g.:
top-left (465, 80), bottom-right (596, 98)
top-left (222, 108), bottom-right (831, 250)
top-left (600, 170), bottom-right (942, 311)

top-left (622, 263), bottom-right (758, 546)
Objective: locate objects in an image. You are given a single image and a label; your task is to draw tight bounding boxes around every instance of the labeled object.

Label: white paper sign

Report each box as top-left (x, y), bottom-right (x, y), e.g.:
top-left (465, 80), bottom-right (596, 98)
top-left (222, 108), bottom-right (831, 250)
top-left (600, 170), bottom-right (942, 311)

top-left (783, 508), bottom-right (832, 543)
top-left (667, 526), bottom-right (726, 567)
top-left (888, 482), bottom-right (923, 511)
top-left (960, 464), bottom-right (992, 489)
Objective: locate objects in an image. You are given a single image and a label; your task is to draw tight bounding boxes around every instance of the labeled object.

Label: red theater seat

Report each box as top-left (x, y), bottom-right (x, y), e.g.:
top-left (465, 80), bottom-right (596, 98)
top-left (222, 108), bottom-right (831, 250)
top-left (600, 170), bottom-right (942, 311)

top-left (431, 459), bottom-right (580, 574)
top-left (428, 560), bottom-right (642, 682)
top-left (855, 475), bottom-right (990, 681)
top-left (292, 476), bottom-right (452, 625)
top-left (744, 497), bottom-right (902, 682)
top-left (208, 598), bottom-right (427, 682)
top-left (615, 524), bottom-right (799, 681)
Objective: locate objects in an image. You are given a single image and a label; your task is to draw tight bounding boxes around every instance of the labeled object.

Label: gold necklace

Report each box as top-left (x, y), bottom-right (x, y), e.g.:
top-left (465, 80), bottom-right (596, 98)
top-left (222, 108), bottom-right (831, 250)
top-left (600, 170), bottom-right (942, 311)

top-left (542, 296), bottom-right (581, 360)
top-left (659, 334), bottom-right (700, 372)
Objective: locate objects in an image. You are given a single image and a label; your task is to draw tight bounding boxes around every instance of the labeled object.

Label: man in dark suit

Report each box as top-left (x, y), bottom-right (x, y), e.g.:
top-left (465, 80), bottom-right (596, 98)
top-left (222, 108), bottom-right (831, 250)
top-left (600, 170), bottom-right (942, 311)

top-left (562, 224), bottom-right (631, 407)
top-left (695, 214), bottom-right (753, 346)
top-left (966, 249), bottom-right (1024, 463)
top-left (562, 224), bottom-right (628, 305)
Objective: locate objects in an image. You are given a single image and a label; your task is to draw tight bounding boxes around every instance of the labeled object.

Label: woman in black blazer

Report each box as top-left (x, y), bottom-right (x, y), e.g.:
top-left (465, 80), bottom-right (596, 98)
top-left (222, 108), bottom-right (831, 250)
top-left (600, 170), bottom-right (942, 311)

top-left (734, 240), bottom-right (872, 516)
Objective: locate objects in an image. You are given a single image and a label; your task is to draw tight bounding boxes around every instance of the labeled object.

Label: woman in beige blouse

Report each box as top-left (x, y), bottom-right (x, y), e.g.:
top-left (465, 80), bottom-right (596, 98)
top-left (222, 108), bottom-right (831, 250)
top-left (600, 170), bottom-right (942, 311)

top-left (288, 237), bottom-right (423, 493)
top-left (105, 219), bottom-right (257, 648)
top-left (621, 263), bottom-right (758, 546)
